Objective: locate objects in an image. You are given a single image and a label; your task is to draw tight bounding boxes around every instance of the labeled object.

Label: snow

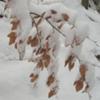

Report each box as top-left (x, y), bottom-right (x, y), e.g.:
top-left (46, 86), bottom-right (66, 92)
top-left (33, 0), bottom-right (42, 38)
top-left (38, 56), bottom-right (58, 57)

top-left (0, 54), bottom-right (99, 100)
top-left (0, 0), bottom-right (100, 100)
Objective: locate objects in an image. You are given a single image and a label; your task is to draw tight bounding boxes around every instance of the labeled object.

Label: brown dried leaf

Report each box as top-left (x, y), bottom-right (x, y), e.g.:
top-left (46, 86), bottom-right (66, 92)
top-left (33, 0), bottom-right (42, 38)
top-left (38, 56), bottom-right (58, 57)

top-left (44, 59), bottom-right (50, 68)
top-left (11, 20), bottom-right (20, 30)
top-left (7, 32), bottom-right (17, 45)
top-left (74, 80), bottom-right (84, 92)
top-left (32, 36), bottom-right (39, 47)
top-left (80, 64), bottom-right (87, 79)
top-left (62, 13), bottom-right (69, 21)
top-left (42, 53), bottom-right (50, 61)
top-left (37, 48), bottom-right (46, 54)
top-left (30, 74), bottom-right (39, 82)
top-left (47, 74), bottom-right (55, 86)
top-left (48, 89), bottom-right (56, 98)
top-left (42, 53), bottom-right (51, 68)
top-left (28, 35), bottom-right (39, 47)
top-left (37, 60), bottom-right (44, 70)
top-left (29, 73), bottom-right (34, 78)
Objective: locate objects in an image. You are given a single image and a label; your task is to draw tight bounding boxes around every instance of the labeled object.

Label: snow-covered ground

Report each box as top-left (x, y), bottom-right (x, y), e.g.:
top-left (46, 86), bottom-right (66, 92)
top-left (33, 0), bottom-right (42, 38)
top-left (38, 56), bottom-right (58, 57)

top-left (0, 0), bottom-right (100, 100)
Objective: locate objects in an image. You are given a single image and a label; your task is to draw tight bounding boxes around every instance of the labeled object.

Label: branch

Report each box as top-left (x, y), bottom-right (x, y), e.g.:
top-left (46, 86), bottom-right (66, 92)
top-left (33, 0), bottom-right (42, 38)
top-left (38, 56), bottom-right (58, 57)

top-left (30, 12), bottom-right (66, 37)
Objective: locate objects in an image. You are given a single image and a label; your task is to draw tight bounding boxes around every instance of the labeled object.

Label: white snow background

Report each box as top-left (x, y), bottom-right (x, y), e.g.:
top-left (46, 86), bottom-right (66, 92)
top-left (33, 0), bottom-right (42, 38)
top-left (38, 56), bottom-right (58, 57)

top-left (0, 0), bottom-right (100, 100)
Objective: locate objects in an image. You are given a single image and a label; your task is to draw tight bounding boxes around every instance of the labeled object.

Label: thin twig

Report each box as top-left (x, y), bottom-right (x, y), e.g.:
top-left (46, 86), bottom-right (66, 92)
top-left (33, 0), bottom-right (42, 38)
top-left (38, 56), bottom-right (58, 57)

top-left (87, 36), bottom-right (100, 47)
top-left (32, 18), bottom-right (39, 33)
top-left (46, 19), bottom-right (66, 37)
